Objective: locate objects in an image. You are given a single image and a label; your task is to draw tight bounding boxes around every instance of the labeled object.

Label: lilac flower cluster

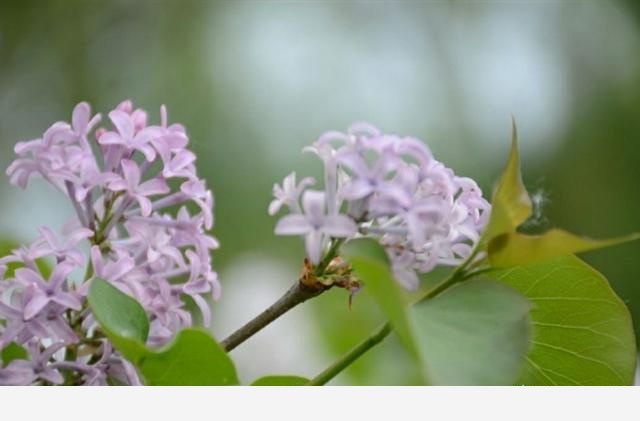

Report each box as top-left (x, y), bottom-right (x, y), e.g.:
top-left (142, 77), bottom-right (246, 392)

top-left (0, 101), bottom-right (218, 385)
top-left (270, 123), bottom-right (490, 289)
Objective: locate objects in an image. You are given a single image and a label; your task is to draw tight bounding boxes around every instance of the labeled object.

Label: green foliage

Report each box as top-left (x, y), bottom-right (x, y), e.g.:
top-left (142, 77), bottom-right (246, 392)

top-left (140, 329), bottom-right (238, 386)
top-left (341, 239), bottom-right (533, 385)
top-left (251, 375), bottom-right (310, 386)
top-left (341, 239), bottom-right (421, 364)
top-left (412, 279), bottom-right (532, 385)
top-left (88, 278), bottom-right (238, 385)
top-left (488, 230), bottom-right (640, 267)
top-left (0, 240), bottom-right (20, 279)
top-left (0, 240), bottom-right (52, 279)
top-left (88, 279), bottom-right (149, 362)
top-left (1, 342), bottom-right (28, 365)
top-left (480, 120), bottom-right (532, 246)
top-left (332, 124), bottom-right (638, 386)
top-left (490, 255), bottom-right (637, 385)
top-left (481, 121), bottom-right (638, 266)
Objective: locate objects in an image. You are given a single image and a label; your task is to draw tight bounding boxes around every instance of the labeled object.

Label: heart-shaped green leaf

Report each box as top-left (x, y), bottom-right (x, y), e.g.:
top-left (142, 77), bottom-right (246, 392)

top-left (251, 375), bottom-right (309, 386)
top-left (490, 255), bottom-right (636, 385)
top-left (412, 279), bottom-right (532, 385)
top-left (141, 329), bottom-right (239, 386)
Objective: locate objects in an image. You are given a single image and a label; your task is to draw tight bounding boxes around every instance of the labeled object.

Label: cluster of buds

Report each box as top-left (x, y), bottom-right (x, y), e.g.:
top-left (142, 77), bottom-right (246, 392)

top-left (270, 123), bottom-right (490, 289)
top-left (0, 101), bottom-right (218, 385)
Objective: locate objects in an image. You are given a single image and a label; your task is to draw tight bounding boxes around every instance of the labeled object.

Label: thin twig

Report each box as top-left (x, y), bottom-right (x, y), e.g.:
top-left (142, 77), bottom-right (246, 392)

top-left (220, 281), bottom-right (327, 352)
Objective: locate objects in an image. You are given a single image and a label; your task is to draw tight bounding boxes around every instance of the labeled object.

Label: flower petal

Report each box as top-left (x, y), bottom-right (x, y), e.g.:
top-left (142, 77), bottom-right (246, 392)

top-left (109, 110), bottom-right (134, 140)
top-left (304, 230), bottom-right (325, 264)
top-left (23, 290), bottom-right (49, 320)
top-left (301, 190), bottom-right (326, 221)
top-left (120, 159), bottom-right (140, 188)
top-left (72, 102), bottom-right (91, 135)
top-left (274, 214), bottom-right (311, 235)
top-left (321, 215), bottom-right (357, 238)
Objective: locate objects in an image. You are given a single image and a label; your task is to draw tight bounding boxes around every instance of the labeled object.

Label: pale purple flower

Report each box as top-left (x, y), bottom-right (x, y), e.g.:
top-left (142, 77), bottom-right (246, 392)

top-left (2, 100), bottom-right (220, 385)
top-left (71, 102), bottom-right (102, 144)
top-left (171, 207), bottom-right (220, 258)
top-left (109, 159), bottom-right (170, 216)
top-left (303, 143), bottom-right (341, 214)
top-left (0, 298), bottom-right (77, 347)
top-left (34, 226), bottom-right (93, 267)
top-left (98, 110), bottom-right (159, 162)
top-left (275, 190), bottom-right (357, 263)
top-left (60, 158), bottom-right (119, 202)
top-left (90, 246), bottom-right (135, 285)
top-left (7, 122), bottom-right (75, 189)
top-left (268, 172), bottom-right (315, 215)
top-left (162, 149), bottom-right (196, 179)
top-left (337, 151), bottom-right (399, 201)
top-left (388, 250), bottom-right (421, 290)
top-left (271, 123), bottom-right (491, 289)
top-left (0, 342), bottom-right (65, 386)
top-left (180, 179), bottom-right (214, 229)
top-left (142, 279), bottom-right (192, 347)
top-left (14, 263), bottom-right (82, 320)
top-left (183, 249), bottom-right (218, 298)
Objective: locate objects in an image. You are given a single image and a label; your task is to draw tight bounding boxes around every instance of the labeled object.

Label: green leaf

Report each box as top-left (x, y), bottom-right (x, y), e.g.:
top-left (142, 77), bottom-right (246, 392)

top-left (341, 238), bottom-right (421, 362)
top-left (140, 329), bottom-right (239, 386)
top-left (0, 240), bottom-right (21, 279)
top-left (1, 342), bottom-right (28, 365)
top-left (488, 229), bottom-right (640, 267)
top-left (87, 278), bottom-right (149, 362)
top-left (0, 240), bottom-right (51, 279)
top-left (411, 279), bottom-right (532, 385)
top-left (251, 375), bottom-right (309, 386)
top-left (490, 255), bottom-right (637, 385)
top-left (478, 123), bottom-right (639, 266)
top-left (88, 279), bottom-right (239, 385)
top-left (480, 119), bottom-right (532, 247)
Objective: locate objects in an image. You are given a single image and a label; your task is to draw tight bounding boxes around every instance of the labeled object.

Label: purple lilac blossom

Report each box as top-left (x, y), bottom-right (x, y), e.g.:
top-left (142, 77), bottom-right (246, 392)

top-left (270, 123), bottom-right (491, 289)
top-left (0, 100), bottom-right (218, 385)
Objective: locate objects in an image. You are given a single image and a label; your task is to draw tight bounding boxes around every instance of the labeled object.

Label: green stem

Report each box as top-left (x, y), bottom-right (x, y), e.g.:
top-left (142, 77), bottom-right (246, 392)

top-left (83, 259), bottom-right (94, 283)
top-left (307, 323), bottom-right (392, 386)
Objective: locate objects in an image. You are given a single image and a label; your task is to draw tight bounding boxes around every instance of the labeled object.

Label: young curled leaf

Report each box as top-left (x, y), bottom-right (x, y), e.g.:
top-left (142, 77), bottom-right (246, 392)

top-left (480, 119), bottom-right (532, 248)
top-left (479, 120), bottom-right (639, 267)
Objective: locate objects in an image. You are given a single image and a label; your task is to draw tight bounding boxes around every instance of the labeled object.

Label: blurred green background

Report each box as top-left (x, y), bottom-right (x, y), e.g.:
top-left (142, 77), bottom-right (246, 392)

top-left (1, 0), bottom-right (640, 385)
